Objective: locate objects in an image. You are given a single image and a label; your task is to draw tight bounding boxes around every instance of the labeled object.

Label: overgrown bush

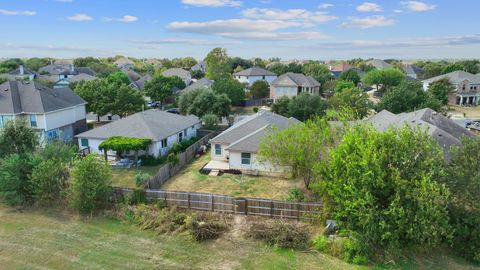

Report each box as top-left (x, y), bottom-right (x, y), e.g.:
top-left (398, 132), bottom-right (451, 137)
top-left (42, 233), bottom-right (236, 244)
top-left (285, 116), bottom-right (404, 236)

top-left (286, 187), bottom-right (304, 202)
top-left (40, 141), bottom-right (77, 163)
top-left (247, 221), bottom-right (310, 249)
top-left (167, 153), bottom-right (179, 165)
top-left (312, 233), bottom-right (369, 265)
top-left (316, 125), bottom-right (451, 255)
top-left (185, 212), bottom-right (229, 241)
top-left (69, 155), bottom-right (112, 214)
top-left (124, 189), bottom-right (147, 205)
top-left (134, 172), bottom-right (151, 188)
top-left (202, 114), bottom-right (220, 130)
top-left (0, 153), bottom-right (39, 205)
top-left (29, 159), bottom-right (69, 205)
top-left (449, 207), bottom-right (480, 264)
top-left (124, 204), bottom-right (188, 235)
top-left (138, 155), bottom-right (166, 166)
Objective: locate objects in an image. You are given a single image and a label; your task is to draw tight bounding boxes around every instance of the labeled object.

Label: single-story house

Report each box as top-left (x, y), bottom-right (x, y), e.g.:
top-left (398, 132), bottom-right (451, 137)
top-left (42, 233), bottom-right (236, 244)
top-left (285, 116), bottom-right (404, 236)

top-left (367, 108), bottom-right (475, 159)
top-left (76, 109), bottom-right (201, 158)
top-left (421, 70), bottom-right (480, 106)
top-left (270, 72), bottom-right (320, 100)
top-left (233, 67), bottom-right (277, 86)
top-left (0, 80), bottom-right (87, 143)
top-left (180, 78), bottom-right (213, 93)
top-left (162, 68), bottom-right (192, 86)
top-left (208, 110), bottom-right (300, 176)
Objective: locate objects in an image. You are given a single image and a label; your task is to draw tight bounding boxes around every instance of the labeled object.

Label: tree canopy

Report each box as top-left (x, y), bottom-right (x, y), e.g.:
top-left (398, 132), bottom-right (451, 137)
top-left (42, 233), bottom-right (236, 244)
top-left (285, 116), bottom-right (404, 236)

top-left (249, 80), bottom-right (270, 99)
top-left (363, 68), bottom-right (405, 92)
top-left (212, 78), bottom-right (245, 106)
top-left (271, 93), bottom-right (328, 122)
top-left (144, 75), bottom-right (185, 108)
top-left (329, 86), bottom-right (371, 119)
top-left (337, 69), bottom-right (361, 85)
top-left (205, 48), bottom-right (231, 81)
top-left (178, 88), bottom-right (231, 119)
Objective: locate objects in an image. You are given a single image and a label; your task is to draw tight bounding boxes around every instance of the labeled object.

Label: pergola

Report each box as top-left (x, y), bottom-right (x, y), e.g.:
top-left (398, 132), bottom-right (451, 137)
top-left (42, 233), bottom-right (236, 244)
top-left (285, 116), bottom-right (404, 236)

top-left (98, 136), bottom-right (152, 162)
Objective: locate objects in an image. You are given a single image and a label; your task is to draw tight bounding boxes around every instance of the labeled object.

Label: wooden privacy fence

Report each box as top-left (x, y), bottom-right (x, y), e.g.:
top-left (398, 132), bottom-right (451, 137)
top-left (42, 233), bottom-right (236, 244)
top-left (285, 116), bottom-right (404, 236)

top-left (147, 131), bottom-right (218, 189)
top-left (114, 188), bottom-right (322, 220)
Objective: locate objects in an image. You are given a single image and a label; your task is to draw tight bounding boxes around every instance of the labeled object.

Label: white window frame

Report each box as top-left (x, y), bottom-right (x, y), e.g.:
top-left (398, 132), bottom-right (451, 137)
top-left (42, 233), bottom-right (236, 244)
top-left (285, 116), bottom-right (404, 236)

top-left (241, 153), bottom-right (251, 165)
top-left (214, 144), bottom-right (222, 156)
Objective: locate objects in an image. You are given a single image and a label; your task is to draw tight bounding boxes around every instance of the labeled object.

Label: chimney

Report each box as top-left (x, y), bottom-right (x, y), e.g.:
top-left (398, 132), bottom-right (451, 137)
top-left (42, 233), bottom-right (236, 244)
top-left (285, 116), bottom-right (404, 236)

top-left (19, 65), bottom-right (24, 75)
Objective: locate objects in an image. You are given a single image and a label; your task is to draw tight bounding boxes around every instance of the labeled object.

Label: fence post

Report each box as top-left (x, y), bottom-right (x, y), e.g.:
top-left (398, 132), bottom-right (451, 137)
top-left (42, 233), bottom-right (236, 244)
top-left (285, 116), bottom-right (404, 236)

top-left (270, 200), bottom-right (274, 217)
top-left (296, 203), bottom-right (300, 221)
top-left (245, 199), bottom-right (248, 215)
top-left (187, 193), bottom-right (191, 209)
top-left (211, 195), bottom-right (214, 212)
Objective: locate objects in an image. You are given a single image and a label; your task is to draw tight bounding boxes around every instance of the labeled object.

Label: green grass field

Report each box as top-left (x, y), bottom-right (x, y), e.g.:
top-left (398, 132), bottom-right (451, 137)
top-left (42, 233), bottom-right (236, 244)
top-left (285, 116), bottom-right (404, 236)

top-left (1, 204), bottom-right (479, 270)
top-left (111, 165), bottom-right (162, 188)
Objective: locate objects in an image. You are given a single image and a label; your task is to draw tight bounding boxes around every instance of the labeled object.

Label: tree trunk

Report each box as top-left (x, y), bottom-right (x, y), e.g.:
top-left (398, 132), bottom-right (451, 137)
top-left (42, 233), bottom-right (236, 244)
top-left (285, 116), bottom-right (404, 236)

top-left (97, 114), bottom-right (100, 122)
top-left (103, 149), bottom-right (107, 161)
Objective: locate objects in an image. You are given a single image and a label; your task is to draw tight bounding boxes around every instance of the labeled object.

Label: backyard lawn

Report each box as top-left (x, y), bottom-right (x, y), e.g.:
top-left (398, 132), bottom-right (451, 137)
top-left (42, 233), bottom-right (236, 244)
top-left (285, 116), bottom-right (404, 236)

top-left (111, 165), bottom-right (162, 188)
top-left (162, 154), bottom-right (303, 200)
top-left (448, 105), bottom-right (480, 118)
top-left (1, 205), bottom-right (478, 270)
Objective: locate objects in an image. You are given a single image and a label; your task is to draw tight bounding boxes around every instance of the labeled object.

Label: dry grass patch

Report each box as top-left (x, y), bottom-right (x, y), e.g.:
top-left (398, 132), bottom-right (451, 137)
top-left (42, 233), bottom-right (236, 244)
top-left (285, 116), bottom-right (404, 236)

top-left (111, 165), bottom-right (162, 188)
top-left (163, 154), bottom-right (303, 200)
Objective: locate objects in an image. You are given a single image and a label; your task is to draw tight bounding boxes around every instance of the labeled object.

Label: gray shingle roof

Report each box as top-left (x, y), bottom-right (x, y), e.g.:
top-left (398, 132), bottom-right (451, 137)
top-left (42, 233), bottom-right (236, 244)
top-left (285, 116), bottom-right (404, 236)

top-left (367, 108), bottom-right (475, 157)
top-left (181, 78), bottom-right (213, 93)
top-left (422, 70), bottom-right (480, 84)
top-left (271, 72), bottom-right (320, 88)
top-left (162, 68), bottom-right (190, 80)
top-left (211, 110), bottom-right (300, 152)
top-left (133, 74), bottom-right (152, 90)
top-left (76, 109), bottom-right (201, 141)
top-left (367, 59), bottom-right (393, 69)
top-left (8, 66), bottom-right (36, 76)
top-left (233, 67), bottom-right (276, 77)
top-left (38, 65), bottom-right (95, 76)
top-left (0, 80), bottom-right (86, 114)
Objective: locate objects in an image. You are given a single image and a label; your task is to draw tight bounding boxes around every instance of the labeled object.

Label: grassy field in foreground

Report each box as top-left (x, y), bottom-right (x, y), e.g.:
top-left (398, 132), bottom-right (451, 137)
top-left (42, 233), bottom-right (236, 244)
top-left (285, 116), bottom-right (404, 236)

top-left (163, 154), bottom-right (303, 200)
top-left (0, 205), bottom-right (478, 270)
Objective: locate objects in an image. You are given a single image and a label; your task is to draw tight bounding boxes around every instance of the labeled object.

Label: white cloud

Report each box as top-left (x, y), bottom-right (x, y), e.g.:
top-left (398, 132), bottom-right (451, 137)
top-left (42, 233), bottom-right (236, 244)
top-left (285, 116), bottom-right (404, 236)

top-left (317, 35), bottom-right (480, 49)
top-left (241, 8), bottom-right (336, 25)
top-left (129, 38), bottom-right (241, 46)
top-left (401, 1), bottom-right (436, 12)
top-left (168, 19), bottom-right (328, 41)
top-left (318, 3), bottom-right (334, 9)
top-left (0, 9), bottom-right (36, 16)
top-left (356, 2), bottom-right (382, 12)
top-left (105, 15), bottom-right (138, 23)
top-left (67, 14), bottom-right (92, 21)
top-left (340, 15), bottom-right (395, 29)
top-left (181, 0), bottom-right (242, 7)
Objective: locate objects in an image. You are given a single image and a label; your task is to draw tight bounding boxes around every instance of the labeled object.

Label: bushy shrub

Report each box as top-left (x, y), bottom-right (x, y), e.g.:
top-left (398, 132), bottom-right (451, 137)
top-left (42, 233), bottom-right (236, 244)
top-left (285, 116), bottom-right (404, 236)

top-left (40, 141), bottom-right (77, 163)
top-left (252, 107), bottom-right (259, 113)
top-left (286, 187), bottom-right (304, 202)
top-left (202, 114), bottom-right (220, 130)
top-left (0, 154), bottom-right (39, 205)
top-left (69, 155), bottom-right (112, 214)
top-left (247, 221), bottom-right (310, 249)
top-left (342, 234), bottom-right (369, 265)
top-left (449, 207), bottom-right (480, 264)
top-left (124, 189), bottom-right (147, 205)
top-left (167, 153), bottom-right (179, 165)
top-left (312, 234), bottom-right (330, 252)
top-left (29, 159), bottom-right (69, 205)
top-left (185, 212), bottom-right (229, 241)
top-left (134, 172), bottom-right (151, 188)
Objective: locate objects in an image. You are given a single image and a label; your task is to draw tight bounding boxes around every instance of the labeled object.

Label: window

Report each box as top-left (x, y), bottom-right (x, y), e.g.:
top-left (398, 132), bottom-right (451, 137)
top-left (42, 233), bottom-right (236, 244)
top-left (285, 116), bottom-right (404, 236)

top-left (47, 130), bottom-right (58, 141)
top-left (29, 115), bottom-right (37, 127)
top-left (241, 153), bottom-right (251, 165)
top-left (184, 129), bottom-right (187, 137)
top-left (262, 76), bottom-right (265, 80)
top-left (161, 138), bottom-right (167, 148)
top-left (178, 132), bottom-right (183, 142)
top-left (214, 144), bottom-right (222, 156)
top-left (80, 138), bottom-right (89, 147)
top-left (0, 115), bottom-right (13, 128)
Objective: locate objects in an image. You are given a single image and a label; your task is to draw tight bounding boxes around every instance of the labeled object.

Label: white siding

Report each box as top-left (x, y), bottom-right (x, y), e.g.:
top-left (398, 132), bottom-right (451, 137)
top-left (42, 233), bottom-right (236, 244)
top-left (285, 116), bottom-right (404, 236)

top-left (44, 105), bottom-right (86, 131)
top-left (210, 143), bottom-right (229, 161)
top-left (228, 152), bottom-right (284, 174)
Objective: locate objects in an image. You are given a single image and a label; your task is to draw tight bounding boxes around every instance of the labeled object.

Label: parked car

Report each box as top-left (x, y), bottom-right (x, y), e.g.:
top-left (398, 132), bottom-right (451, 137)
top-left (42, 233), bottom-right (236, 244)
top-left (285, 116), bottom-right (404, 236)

top-left (147, 101), bottom-right (160, 107)
top-left (166, 108), bottom-right (179, 114)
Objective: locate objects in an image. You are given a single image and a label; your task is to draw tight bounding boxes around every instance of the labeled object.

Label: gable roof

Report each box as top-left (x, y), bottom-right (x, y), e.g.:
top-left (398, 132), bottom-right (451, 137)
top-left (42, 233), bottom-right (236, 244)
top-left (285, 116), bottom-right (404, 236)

top-left (181, 78), bottom-right (213, 93)
top-left (271, 72), bottom-right (320, 88)
top-left (330, 63), bottom-right (353, 72)
top-left (76, 109), bottom-right (200, 141)
top-left (422, 70), bottom-right (480, 85)
top-left (211, 110), bottom-right (300, 152)
top-left (233, 67), bottom-right (276, 77)
top-left (65, 73), bottom-right (96, 83)
top-left (162, 68), bottom-right (190, 80)
top-left (0, 80), bottom-right (86, 114)
top-left (38, 64), bottom-right (95, 76)
top-left (367, 59), bottom-right (393, 69)
top-left (367, 108), bottom-right (475, 157)
top-left (124, 70), bottom-right (142, 82)
top-left (133, 74), bottom-right (152, 90)
top-left (114, 58), bottom-right (135, 66)
top-left (8, 65), bottom-right (36, 76)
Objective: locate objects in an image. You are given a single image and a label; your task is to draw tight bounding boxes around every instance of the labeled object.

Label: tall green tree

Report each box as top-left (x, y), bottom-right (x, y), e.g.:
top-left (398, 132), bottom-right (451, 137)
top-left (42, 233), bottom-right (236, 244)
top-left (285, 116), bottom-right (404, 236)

top-left (212, 78), bottom-right (245, 106)
top-left (205, 48), bottom-right (230, 80)
top-left (144, 75), bottom-right (185, 108)
top-left (271, 96), bottom-right (291, 117)
top-left (316, 124), bottom-right (451, 251)
top-left (337, 69), bottom-right (361, 85)
top-left (0, 154), bottom-right (39, 205)
top-left (302, 62), bottom-right (332, 85)
top-left (29, 159), bottom-right (69, 205)
top-left (363, 68), bottom-right (405, 92)
top-left (0, 120), bottom-right (37, 158)
top-left (429, 78), bottom-right (454, 105)
top-left (377, 80), bottom-right (442, 113)
top-left (249, 80), bottom-right (270, 99)
top-left (329, 87), bottom-right (371, 119)
top-left (24, 58), bottom-right (50, 71)
top-left (179, 88), bottom-right (231, 119)
top-left (111, 85), bottom-right (145, 118)
top-left (288, 93), bottom-right (328, 121)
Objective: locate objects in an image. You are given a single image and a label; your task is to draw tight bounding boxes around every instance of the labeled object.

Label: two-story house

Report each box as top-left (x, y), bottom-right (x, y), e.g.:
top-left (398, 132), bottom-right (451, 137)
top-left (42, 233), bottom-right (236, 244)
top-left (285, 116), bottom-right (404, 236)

top-left (233, 67), bottom-right (277, 86)
top-left (75, 109), bottom-right (201, 158)
top-left (422, 70), bottom-right (480, 106)
top-left (0, 65), bottom-right (37, 81)
top-left (270, 72), bottom-right (320, 100)
top-left (0, 80), bottom-right (87, 143)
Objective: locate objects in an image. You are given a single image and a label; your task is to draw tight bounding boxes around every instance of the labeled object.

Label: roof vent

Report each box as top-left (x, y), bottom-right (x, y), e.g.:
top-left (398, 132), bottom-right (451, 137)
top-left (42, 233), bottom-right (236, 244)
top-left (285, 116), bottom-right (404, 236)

top-left (4, 88), bottom-right (8, 91)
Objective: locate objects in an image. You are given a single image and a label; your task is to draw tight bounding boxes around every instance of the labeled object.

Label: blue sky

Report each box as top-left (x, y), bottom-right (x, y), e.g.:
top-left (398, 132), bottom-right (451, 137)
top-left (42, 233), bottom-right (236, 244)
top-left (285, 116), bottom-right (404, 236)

top-left (0, 0), bottom-right (479, 60)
